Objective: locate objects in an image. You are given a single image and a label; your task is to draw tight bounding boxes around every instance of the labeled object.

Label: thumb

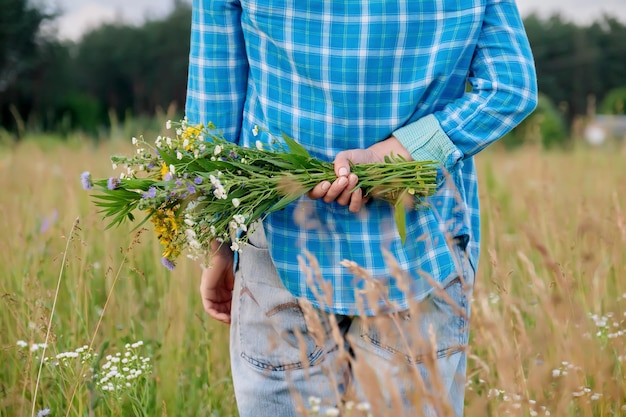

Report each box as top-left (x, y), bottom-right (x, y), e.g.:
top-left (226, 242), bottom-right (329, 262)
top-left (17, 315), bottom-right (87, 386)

top-left (334, 149), bottom-right (369, 177)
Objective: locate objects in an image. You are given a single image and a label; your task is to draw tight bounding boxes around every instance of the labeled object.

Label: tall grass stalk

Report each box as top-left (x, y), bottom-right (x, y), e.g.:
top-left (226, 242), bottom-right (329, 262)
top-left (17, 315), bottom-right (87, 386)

top-left (31, 217), bottom-right (80, 417)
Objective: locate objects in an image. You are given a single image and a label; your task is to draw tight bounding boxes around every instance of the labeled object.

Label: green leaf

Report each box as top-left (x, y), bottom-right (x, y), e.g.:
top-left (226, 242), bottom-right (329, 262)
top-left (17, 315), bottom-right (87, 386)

top-left (394, 195), bottom-right (407, 245)
top-left (281, 133), bottom-right (310, 159)
top-left (269, 193), bottom-right (302, 212)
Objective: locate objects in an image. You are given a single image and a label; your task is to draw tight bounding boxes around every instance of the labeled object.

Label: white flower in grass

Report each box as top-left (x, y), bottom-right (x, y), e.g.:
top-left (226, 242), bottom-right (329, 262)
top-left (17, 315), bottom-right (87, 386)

top-left (232, 198), bottom-right (241, 208)
top-left (214, 145), bottom-right (222, 155)
top-left (169, 164), bottom-right (176, 174)
top-left (177, 151), bottom-right (183, 160)
top-left (166, 120), bottom-right (172, 129)
top-left (17, 340), bottom-right (28, 348)
top-left (36, 408), bottom-right (51, 417)
top-left (325, 408), bottom-right (340, 416)
top-left (131, 137), bottom-right (137, 145)
top-left (355, 402), bottom-right (371, 411)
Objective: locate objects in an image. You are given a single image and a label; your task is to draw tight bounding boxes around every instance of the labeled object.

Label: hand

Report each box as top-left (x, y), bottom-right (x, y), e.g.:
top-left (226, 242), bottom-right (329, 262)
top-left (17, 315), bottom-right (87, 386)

top-left (308, 136), bottom-right (412, 212)
top-left (200, 242), bottom-right (235, 324)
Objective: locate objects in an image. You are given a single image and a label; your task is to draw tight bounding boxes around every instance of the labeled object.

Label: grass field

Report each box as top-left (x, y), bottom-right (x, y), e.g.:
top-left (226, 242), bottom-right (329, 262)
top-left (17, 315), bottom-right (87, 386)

top-left (1, 137), bottom-right (625, 416)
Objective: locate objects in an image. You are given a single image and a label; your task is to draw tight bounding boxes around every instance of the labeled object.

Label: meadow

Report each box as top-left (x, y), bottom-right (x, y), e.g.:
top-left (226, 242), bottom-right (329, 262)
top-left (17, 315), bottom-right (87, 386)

top-left (0, 135), bottom-right (625, 416)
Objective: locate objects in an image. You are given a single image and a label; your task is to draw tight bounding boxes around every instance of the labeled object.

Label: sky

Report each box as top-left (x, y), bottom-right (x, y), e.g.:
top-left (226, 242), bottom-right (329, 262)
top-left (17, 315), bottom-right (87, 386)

top-left (51, 0), bottom-right (626, 40)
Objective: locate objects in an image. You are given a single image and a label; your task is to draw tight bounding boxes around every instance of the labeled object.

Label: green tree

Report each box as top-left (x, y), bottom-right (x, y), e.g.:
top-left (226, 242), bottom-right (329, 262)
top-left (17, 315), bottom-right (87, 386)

top-left (73, 1), bottom-right (191, 125)
top-left (599, 86), bottom-right (626, 115)
top-left (524, 14), bottom-right (626, 123)
top-left (0, 0), bottom-right (57, 132)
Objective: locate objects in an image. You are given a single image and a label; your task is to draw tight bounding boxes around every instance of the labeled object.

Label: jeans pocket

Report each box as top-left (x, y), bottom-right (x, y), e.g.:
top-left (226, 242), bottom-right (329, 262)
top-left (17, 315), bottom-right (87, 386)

top-left (358, 277), bottom-right (471, 365)
top-left (237, 243), bottom-right (324, 371)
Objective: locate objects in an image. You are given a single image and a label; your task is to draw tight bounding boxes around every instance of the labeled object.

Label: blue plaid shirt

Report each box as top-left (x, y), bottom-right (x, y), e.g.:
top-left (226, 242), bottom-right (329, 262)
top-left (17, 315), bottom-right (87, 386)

top-left (185, 0), bottom-right (537, 315)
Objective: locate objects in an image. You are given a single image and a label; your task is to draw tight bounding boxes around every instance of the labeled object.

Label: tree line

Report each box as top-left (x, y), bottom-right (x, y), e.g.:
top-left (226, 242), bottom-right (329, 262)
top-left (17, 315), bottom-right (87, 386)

top-left (1, 0), bottom-right (625, 140)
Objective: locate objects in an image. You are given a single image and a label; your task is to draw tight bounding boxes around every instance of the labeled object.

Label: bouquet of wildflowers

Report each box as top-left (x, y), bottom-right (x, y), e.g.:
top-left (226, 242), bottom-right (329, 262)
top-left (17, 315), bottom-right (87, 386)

top-left (81, 120), bottom-right (437, 269)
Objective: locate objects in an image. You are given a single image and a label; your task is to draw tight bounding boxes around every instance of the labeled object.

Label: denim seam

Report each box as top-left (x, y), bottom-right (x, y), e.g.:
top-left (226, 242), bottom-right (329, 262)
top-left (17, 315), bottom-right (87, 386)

top-left (240, 347), bottom-right (325, 372)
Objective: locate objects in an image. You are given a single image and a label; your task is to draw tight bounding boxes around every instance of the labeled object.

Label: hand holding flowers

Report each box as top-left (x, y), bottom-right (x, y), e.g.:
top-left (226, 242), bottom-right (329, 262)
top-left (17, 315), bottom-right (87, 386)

top-left (81, 120), bottom-right (438, 269)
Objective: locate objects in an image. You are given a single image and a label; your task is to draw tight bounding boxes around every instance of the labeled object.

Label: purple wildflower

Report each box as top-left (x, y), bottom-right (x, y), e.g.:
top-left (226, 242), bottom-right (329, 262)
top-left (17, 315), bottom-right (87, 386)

top-left (164, 173), bottom-right (173, 181)
top-left (37, 409), bottom-right (51, 417)
top-left (175, 179), bottom-right (182, 186)
top-left (187, 184), bottom-right (196, 194)
top-left (143, 187), bottom-right (157, 199)
top-left (194, 176), bottom-right (203, 185)
top-left (161, 257), bottom-right (176, 270)
top-left (80, 171), bottom-right (93, 190)
top-left (107, 177), bottom-right (120, 190)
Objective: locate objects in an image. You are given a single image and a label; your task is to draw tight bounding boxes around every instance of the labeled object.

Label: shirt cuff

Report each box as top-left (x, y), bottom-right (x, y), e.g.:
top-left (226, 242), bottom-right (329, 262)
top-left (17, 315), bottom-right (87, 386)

top-left (393, 114), bottom-right (462, 171)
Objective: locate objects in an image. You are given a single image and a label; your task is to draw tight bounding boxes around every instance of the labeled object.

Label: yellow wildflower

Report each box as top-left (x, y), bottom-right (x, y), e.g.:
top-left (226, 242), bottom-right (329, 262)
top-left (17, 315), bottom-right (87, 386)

top-left (160, 163), bottom-right (169, 180)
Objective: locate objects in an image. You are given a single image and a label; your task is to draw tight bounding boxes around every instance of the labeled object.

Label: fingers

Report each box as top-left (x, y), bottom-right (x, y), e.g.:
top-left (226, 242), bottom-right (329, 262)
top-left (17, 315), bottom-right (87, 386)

top-left (308, 149), bottom-right (375, 210)
top-left (203, 302), bottom-right (232, 324)
top-left (308, 180), bottom-right (331, 200)
top-left (199, 266), bottom-right (234, 325)
top-left (307, 175), bottom-right (350, 202)
top-left (323, 175), bottom-right (349, 203)
top-left (200, 289), bottom-right (232, 324)
top-left (335, 174), bottom-right (358, 206)
top-left (348, 187), bottom-right (365, 213)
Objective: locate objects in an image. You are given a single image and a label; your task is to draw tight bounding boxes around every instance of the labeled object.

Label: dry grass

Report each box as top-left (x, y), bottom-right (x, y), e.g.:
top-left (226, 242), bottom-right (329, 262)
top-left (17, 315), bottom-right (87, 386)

top-left (0, 137), bottom-right (624, 416)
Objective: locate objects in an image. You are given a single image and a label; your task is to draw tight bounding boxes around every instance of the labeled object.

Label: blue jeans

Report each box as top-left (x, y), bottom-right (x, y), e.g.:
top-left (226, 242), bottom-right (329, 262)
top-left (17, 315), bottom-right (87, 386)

top-left (230, 225), bottom-right (474, 417)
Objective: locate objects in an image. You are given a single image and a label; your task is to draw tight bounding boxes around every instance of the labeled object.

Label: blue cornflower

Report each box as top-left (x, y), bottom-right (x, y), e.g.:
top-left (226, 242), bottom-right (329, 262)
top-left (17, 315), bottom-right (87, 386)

top-left (107, 177), bottom-right (120, 190)
top-left (80, 171), bottom-right (93, 190)
top-left (194, 176), bottom-right (203, 185)
top-left (161, 258), bottom-right (175, 270)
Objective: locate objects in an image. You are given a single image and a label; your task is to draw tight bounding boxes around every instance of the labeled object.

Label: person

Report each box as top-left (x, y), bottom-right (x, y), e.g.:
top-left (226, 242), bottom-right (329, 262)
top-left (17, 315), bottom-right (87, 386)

top-left (185, 1), bottom-right (537, 416)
